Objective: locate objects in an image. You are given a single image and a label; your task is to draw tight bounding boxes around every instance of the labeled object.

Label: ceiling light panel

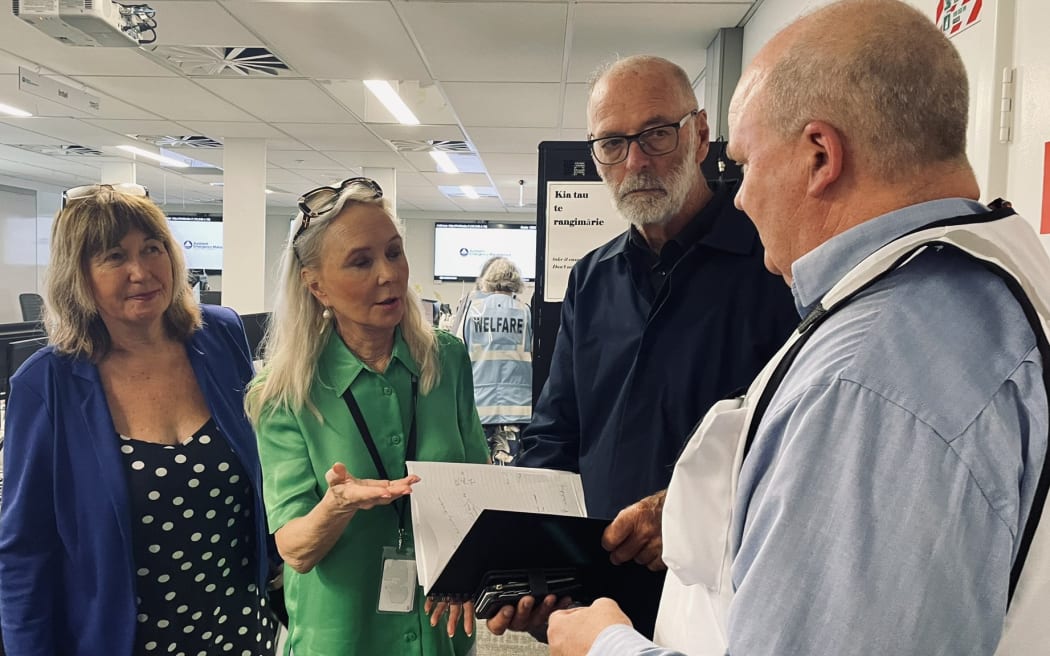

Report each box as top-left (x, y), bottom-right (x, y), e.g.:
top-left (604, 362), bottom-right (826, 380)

top-left (364, 80), bottom-right (420, 126)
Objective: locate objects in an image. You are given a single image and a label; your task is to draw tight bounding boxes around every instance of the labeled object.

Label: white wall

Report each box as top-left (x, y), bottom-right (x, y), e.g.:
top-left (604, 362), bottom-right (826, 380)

top-left (1005, 0), bottom-right (1050, 253)
top-left (0, 177), bottom-right (60, 324)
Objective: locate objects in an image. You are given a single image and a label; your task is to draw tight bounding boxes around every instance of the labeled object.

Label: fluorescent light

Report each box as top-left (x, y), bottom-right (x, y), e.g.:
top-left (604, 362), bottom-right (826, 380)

top-left (460, 185), bottom-right (480, 199)
top-left (430, 150), bottom-right (458, 174)
top-left (0, 102), bottom-right (32, 117)
top-left (265, 189), bottom-right (274, 194)
top-left (363, 80), bottom-right (420, 125)
top-left (118, 144), bottom-right (190, 168)
top-left (209, 182), bottom-right (224, 187)
top-left (519, 183), bottom-right (524, 207)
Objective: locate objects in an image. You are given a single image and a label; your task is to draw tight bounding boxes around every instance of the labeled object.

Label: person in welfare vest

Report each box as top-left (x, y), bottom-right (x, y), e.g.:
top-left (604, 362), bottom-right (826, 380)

top-left (457, 256), bottom-right (533, 465)
top-left (547, 1), bottom-right (1050, 654)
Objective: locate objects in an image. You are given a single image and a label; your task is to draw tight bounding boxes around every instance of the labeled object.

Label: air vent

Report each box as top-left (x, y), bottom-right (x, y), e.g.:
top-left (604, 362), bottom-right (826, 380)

top-left (133, 135), bottom-right (223, 149)
top-left (388, 139), bottom-right (472, 153)
top-left (14, 144), bottom-right (104, 156)
top-left (143, 46), bottom-right (295, 77)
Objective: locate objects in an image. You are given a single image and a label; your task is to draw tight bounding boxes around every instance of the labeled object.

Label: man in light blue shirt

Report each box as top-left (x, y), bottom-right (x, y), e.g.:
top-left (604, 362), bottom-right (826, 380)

top-left (546, 1), bottom-right (1049, 654)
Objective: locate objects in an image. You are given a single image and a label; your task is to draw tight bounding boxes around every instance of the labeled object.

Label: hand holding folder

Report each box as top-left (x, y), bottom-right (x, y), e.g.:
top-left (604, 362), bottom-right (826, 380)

top-left (405, 462), bottom-right (664, 638)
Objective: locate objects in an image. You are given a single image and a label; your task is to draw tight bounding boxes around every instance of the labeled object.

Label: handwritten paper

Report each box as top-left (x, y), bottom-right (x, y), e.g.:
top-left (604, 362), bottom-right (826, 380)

top-left (405, 461), bottom-right (587, 592)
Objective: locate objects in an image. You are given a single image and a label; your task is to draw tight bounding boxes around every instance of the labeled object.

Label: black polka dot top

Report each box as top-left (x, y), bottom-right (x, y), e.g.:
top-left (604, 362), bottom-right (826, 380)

top-left (119, 418), bottom-right (278, 656)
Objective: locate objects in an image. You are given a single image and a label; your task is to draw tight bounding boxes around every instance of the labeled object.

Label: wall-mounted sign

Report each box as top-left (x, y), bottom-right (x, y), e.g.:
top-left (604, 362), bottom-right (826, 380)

top-left (935, 0), bottom-right (983, 38)
top-left (543, 181), bottom-right (624, 302)
top-left (18, 66), bottom-right (100, 115)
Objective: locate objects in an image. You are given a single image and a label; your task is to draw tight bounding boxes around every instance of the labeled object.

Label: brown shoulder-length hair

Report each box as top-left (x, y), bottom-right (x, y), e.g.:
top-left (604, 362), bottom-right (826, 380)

top-left (45, 190), bottom-right (202, 361)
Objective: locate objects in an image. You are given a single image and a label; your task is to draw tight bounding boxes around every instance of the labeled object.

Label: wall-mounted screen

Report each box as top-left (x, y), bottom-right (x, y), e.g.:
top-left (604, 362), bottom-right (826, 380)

top-left (433, 222), bottom-right (536, 282)
top-left (168, 215), bottom-right (222, 273)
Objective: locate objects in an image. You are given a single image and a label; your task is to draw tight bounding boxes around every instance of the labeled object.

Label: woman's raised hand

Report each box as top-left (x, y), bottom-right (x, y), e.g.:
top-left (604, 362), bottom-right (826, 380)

top-left (324, 462), bottom-right (420, 514)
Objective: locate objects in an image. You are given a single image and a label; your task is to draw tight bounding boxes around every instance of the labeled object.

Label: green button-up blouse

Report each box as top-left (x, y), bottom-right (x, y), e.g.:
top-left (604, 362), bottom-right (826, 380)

top-left (257, 328), bottom-right (489, 655)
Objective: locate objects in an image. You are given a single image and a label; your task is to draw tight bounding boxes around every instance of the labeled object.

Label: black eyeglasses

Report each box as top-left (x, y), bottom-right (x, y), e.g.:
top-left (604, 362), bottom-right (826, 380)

top-left (292, 177), bottom-right (383, 245)
top-left (588, 109), bottom-right (699, 165)
top-left (62, 183), bottom-right (150, 209)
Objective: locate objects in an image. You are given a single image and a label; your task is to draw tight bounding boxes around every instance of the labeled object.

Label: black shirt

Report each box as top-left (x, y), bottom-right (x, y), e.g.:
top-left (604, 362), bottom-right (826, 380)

top-left (518, 181), bottom-right (799, 519)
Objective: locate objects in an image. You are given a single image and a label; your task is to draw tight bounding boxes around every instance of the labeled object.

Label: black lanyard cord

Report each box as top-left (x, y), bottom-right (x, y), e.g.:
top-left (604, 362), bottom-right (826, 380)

top-left (341, 377), bottom-right (418, 551)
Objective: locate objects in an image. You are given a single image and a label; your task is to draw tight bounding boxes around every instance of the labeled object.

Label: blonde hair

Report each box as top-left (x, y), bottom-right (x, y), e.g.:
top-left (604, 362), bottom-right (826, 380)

top-left (246, 186), bottom-right (439, 424)
top-left (45, 190), bottom-right (201, 361)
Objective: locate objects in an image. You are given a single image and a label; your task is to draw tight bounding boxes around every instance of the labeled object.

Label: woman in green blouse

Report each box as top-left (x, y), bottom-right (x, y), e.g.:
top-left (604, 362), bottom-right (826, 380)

top-left (247, 177), bottom-right (489, 655)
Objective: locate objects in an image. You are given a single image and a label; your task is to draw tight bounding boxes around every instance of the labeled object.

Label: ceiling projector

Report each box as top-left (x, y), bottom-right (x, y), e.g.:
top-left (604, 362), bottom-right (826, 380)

top-left (12, 0), bottom-right (154, 47)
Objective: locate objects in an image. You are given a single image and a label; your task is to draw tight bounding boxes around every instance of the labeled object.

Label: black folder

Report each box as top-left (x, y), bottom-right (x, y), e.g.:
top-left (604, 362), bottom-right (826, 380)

top-left (427, 509), bottom-right (665, 639)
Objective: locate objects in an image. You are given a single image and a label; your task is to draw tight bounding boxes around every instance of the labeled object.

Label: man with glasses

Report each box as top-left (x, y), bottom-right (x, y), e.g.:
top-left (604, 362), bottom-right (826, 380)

top-left (489, 55), bottom-right (797, 636)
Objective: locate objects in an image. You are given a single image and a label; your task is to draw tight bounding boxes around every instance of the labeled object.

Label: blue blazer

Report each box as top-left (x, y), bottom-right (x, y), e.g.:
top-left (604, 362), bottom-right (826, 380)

top-left (0, 306), bottom-right (272, 656)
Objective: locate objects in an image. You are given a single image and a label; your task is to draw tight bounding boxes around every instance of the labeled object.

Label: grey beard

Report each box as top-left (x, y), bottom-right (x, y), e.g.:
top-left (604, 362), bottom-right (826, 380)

top-left (613, 159), bottom-right (694, 228)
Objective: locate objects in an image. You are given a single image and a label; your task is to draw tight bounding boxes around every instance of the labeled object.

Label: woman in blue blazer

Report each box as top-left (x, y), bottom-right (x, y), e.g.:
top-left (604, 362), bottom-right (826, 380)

top-left (0, 185), bottom-right (279, 656)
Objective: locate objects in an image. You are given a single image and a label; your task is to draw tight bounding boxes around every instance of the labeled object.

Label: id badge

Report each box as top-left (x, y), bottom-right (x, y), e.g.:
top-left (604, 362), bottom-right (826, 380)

top-left (378, 545), bottom-right (417, 614)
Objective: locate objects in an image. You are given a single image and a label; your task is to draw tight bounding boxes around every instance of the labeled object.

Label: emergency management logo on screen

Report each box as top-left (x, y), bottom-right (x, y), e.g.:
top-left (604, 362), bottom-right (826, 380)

top-left (182, 240), bottom-right (221, 252)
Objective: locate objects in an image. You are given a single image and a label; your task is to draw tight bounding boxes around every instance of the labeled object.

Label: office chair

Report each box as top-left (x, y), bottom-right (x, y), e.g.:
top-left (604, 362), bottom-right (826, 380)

top-left (18, 293), bottom-right (44, 323)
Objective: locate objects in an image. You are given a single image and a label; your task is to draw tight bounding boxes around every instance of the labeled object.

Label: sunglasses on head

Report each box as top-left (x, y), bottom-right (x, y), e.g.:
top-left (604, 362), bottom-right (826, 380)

top-left (62, 183), bottom-right (150, 209)
top-left (292, 177), bottom-right (384, 246)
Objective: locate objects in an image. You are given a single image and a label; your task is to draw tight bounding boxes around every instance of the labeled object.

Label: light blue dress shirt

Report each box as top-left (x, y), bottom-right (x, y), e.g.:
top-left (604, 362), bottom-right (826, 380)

top-left (589, 199), bottom-right (1048, 655)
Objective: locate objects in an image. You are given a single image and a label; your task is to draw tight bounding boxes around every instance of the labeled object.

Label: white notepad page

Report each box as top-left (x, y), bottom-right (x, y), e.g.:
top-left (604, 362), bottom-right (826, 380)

top-left (405, 461), bottom-right (588, 593)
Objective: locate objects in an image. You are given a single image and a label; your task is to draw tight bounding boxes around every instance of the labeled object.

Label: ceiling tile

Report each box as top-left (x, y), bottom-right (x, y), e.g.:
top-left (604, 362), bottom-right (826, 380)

top-left (220, 1), bottom-right (431, 80)
top-left (148, 1), bottom-right (265, 47)
top-left (177, 121), bottom-right (287, 139)
top-left (272, 123), bottom-right (390, 151)
top-left (367, 124), bottom-right (468, 144)
top-left (406, 196), bottom-right (461, 213)
top-left (562, 83), bottom-right (589, 129)
top-left (421, 172), bottom-right (492, 187)
top-left (265, 168), bottom-right (316, 186)
top-left (568, 3), bottom-right (752, 82)
top-left (195, 78), bottom-right (359, 123)
top-left (326, 151), bottom-right (411, 170)
top-left (323, 79), bottom-right (458, 126)
top-left (451, 197), bottom-right (507, 212)
top-left (441, 83), bottom-right (561, 128)
top-left (266, 150), bottom-right (341, 170)
top-left (464, 127), bottom-right (563, 154)
top-left (403, 3), bottom-right (567, 82)
top-left (482, 153), bottom-right (539, 176)
top-left (84, 119), bottom-right (196, 137)
top-left (73, 76), bottom-right (255, 121)
top-left (10, 117), bottom-right (134, 146)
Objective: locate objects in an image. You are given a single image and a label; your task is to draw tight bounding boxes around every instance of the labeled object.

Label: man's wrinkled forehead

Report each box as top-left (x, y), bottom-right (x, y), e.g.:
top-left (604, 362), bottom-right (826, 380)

top-left (587, 69), bottom-right (692, 136)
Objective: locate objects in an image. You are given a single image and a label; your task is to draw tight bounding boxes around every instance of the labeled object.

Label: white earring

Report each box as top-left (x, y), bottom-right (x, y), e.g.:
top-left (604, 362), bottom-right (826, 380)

top-left (320, 306), bottom-right (332, 335)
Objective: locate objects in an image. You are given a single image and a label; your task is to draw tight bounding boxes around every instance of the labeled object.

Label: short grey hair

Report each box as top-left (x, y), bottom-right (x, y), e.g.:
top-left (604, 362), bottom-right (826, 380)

top-left (478, 257), bottom-right (524, 294)
top-left (587, 54), bottom-right (695, 106)
top-left (762, 0), bottom-right (969, 178)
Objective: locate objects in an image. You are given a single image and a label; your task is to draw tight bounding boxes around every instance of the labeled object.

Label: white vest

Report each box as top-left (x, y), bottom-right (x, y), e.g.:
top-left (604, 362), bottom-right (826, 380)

top-left (655, 212), bottom-right (1050, 655)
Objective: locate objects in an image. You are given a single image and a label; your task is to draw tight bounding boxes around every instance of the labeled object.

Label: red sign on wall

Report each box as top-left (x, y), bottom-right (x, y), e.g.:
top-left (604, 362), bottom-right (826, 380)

top-left (936, 0), bottom-right (983, 38)
top-left (1041, 142), bottom-right (1050, 235)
